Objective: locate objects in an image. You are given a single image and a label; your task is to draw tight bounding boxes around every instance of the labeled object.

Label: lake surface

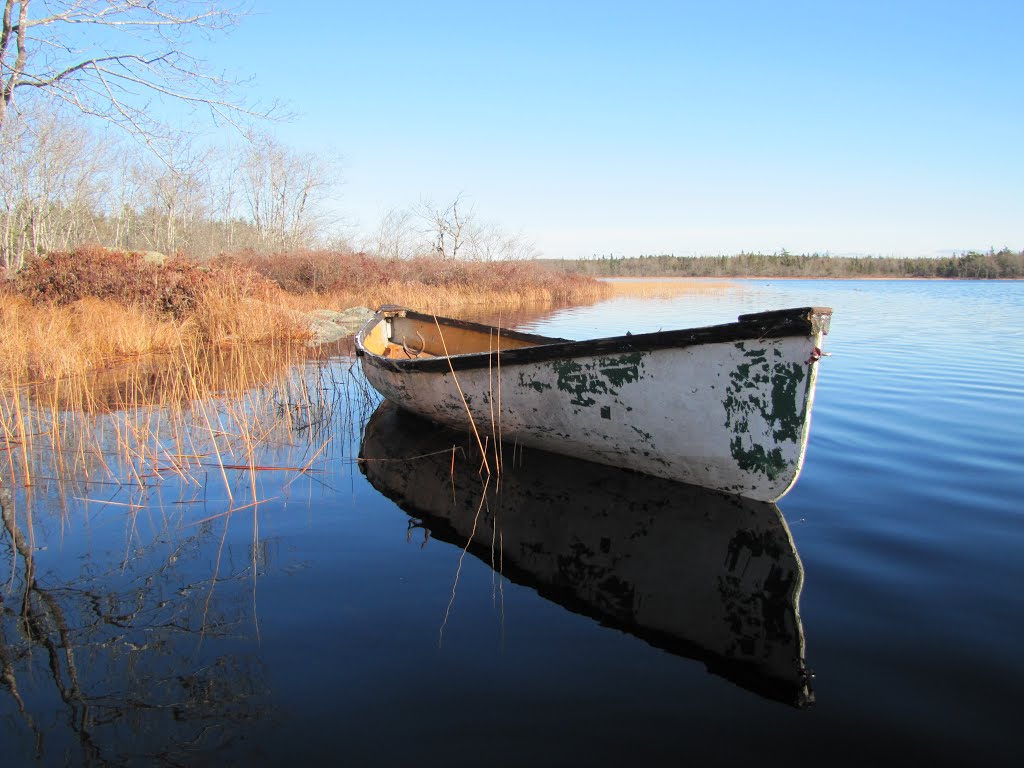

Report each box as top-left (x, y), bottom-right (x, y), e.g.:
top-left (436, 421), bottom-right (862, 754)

top-left (2, 280), bottom-right (1022, 766)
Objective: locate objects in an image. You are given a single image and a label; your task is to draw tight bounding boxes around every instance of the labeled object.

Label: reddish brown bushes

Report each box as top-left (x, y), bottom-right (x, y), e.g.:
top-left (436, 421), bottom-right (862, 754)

top-left (216, 249), bottom-right (598, 303)
top-left (12, 245), bottom-right (607, 326)
top-left (15, 246), bottom-right (278, 318)
top-left (212, 249), bottom-right (390, 293)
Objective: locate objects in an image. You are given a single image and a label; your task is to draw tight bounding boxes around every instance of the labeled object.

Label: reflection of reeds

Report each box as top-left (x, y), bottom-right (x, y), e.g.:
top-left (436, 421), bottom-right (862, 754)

top-left (0, 338), bottom-right (377, 500)
top-left (0, 272), bottom-right (396, 761)
top-left (1, 340), bottom-right (380, 762)
top-left (439, 474), bottom-right (492, 646)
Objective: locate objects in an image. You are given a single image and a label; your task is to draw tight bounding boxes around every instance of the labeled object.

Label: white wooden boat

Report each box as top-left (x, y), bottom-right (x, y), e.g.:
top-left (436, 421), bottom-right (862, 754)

top-left (359, 401), bottom-right (814, 708)
top-left (356, 304), bottom-right (831, 502)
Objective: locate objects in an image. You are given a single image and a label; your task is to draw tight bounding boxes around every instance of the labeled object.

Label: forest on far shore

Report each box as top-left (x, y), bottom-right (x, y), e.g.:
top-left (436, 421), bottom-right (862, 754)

top-left (538, 249), bottom-right (1024, 279)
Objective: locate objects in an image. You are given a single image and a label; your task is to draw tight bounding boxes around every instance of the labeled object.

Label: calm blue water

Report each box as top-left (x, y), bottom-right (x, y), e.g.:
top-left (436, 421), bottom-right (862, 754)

top-left (2, 280), bottom-right (1022, 766)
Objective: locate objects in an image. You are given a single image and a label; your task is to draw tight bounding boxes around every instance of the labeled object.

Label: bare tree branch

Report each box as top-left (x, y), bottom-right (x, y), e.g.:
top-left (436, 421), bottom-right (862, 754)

top-left (1, 1), bottom-right (277, 148)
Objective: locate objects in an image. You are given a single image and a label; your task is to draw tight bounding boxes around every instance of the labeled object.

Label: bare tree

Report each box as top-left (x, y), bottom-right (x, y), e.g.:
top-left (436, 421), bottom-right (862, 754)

top-left (104, 137), bottom-right (146, 250)
top-left (0, 1), bottom-right (274, 145)
top-left (412, 195), bottom-right (540, 262)
top-left (367, 206), bottom-right (416, 259)
top-left (131, 135), bottom-right (212, 253)
top-left (239, 130), bottom-right (339, 251)
top-left (0, 111), bottom-right (345, 266)
top-left (0, 105), bottom-right (111, 269)
top-left (416, 194), bottom-right (473, 260)
top-left (466, 220), bottom-right (539, 261)
top-left (205, 141), bottom-right (244, 250)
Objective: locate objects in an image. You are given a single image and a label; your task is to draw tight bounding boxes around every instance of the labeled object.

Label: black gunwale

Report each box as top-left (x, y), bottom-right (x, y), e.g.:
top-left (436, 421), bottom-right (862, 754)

top-left (356, 306), bottom-right (832, 374)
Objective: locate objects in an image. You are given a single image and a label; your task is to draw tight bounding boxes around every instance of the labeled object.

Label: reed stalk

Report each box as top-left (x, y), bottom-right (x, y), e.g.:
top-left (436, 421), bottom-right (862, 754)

top-left (495, 318), bottom-right (504, 474)
top-left (439, 475), bottom-right (491, 645)
top-left (432, 316), bottom-right (491, 476)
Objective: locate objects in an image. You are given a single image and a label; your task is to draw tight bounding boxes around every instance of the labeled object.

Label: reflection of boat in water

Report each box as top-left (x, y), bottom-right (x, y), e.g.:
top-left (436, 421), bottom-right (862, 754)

top-left (359, 401), bottom-right (814, 708)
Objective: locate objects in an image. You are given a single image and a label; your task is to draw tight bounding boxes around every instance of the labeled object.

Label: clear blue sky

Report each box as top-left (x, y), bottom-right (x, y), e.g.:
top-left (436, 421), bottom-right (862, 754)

top-left (209, 0), bottom-right (1021, 259)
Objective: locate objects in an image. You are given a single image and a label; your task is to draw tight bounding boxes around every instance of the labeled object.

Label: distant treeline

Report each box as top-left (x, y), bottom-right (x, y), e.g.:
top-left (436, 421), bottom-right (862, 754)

top-left (538, 249), bottom-right (1024, 279)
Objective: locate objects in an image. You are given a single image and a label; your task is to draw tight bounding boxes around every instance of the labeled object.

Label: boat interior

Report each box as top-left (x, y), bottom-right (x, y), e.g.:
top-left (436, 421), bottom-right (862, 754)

top-left (361, 311), bottom-right (552, 360)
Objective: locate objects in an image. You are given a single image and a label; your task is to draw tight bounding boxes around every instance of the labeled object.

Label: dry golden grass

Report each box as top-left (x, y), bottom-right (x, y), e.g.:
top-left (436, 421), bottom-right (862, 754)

top-left (0, 251), bottom-right (613, 494)
top-left (0, 285), bottom-right (606, 387)
top-left (603, 278), bottom-right (738, 298)
top-left (0, 291), bottom-right (312, 385)
top-left (0, 284), bottom-right (599, 492)
top-left (278, 279), bottom-right (613, 317)
top-left (191, 286), bottom-right (309, 345)
top-left (0, 295), bottom-right (183, 383)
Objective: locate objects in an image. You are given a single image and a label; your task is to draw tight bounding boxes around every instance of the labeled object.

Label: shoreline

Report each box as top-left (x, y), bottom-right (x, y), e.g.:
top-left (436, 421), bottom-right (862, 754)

top-left (598, 275), bottom-right (1024, 282)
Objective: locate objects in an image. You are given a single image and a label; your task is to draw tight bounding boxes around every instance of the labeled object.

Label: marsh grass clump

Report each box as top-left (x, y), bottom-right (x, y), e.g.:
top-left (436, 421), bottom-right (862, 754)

top-left (4, 248), bottom-right (608, 386)
top-left (211, 249), bottom-right (390, 294)
top-left (2, 247), bottom-right (311, 383)
top-left (0, 294), bottom-right (181, 382)
top-left (0, 247), bottom-right (606, 493)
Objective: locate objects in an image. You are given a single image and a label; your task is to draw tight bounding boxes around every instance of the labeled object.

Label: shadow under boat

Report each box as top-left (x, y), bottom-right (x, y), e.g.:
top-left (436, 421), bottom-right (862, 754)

top-left (358, 401), bottom-right (815, 709)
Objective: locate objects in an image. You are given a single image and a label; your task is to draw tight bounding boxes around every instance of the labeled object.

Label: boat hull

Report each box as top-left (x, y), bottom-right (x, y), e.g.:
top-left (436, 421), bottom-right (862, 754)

top-left (357, 307), bottom-right (830, 502)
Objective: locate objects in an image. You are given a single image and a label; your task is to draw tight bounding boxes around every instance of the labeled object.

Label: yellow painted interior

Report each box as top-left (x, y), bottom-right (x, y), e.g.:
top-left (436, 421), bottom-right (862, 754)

top-left (364, 314), bottom-right (541, 359)
top-left (360, 320), bottom-right (393, 355)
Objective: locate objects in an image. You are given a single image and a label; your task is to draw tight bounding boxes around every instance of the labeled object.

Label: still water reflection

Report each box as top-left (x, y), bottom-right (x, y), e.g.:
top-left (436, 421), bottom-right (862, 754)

top-left (1, 483), bottom-right (269, 763)
top-left (2, 279), bottom-right (1023, 766)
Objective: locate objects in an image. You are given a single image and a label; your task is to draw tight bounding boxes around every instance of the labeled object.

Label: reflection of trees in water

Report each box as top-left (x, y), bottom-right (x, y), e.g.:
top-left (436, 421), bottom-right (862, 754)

top-left (0, 351), bottom-right (378, 762)
top-left (0, 483), bottom-right (270, 765)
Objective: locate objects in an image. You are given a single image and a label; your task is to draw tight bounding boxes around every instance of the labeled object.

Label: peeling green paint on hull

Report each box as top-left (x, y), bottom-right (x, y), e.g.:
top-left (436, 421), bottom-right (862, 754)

top-left (722, 344), bottom-right (812, 482)
top-left (534, 352), bottom-right (645, 407)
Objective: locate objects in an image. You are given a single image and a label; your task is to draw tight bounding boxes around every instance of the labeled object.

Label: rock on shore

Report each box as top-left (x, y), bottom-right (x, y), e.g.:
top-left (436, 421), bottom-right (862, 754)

top-left (303, 306), bottom-right (375, 345)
